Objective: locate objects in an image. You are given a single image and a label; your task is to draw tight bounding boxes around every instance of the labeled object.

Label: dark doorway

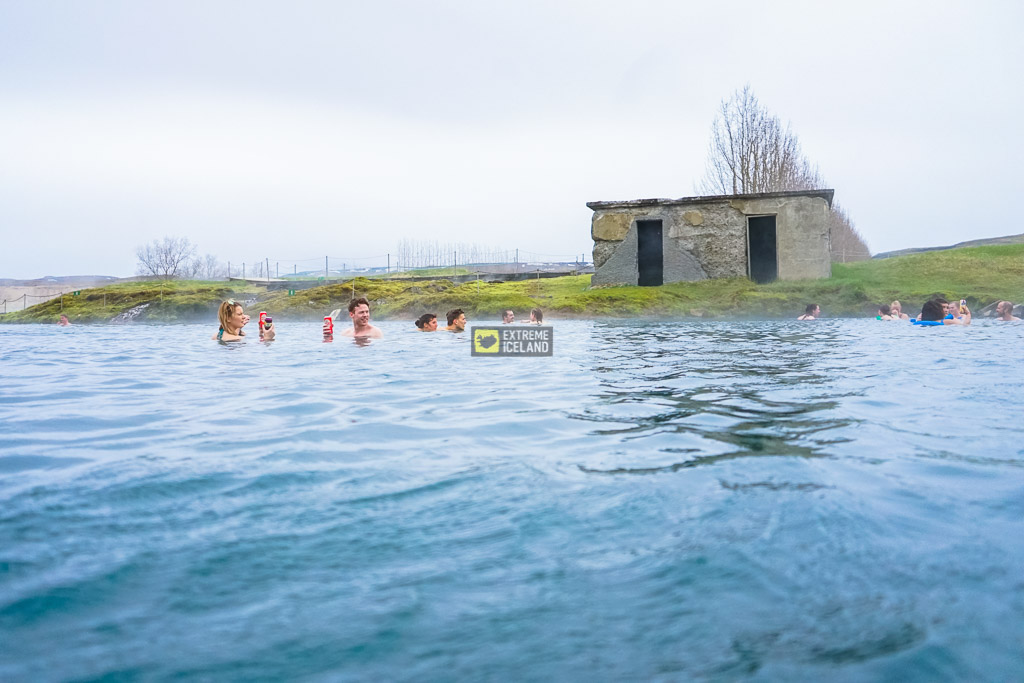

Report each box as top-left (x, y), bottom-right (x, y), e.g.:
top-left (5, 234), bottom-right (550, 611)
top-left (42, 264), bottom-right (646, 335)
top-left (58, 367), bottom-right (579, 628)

top-left (637, 220), bottom-right (663, 286)
top-left (747, 216), bottom-right (778, 284)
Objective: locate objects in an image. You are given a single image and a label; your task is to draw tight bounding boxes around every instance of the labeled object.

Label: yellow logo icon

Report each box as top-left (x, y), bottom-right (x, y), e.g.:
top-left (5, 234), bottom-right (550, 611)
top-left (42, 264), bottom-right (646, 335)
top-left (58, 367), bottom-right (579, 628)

top-left (473, 329), bottom-right (500, 354)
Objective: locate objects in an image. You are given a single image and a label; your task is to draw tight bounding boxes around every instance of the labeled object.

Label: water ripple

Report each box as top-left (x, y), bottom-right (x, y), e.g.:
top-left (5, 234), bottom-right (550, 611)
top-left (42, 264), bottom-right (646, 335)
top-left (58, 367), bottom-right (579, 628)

top-left (1, 320), bottom-right (1023, 679)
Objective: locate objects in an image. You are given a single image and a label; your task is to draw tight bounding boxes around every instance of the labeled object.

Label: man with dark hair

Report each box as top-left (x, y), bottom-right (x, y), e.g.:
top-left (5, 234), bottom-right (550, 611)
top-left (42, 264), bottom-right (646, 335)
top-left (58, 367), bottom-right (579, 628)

top-left (323, 297), bottom-right (383, 338)
top-left (343, 297), bottom-right (382, 337)
top-left (445, 308), bottom-right (467, 332)
top-left (502, 309), bottom-right (515, 324)
top-left (797, 304), bottom-right (820, 320)
top-left (877, 303), bottom-right (893, 320)
top-left (995, 301), bottom-right (1021, 321)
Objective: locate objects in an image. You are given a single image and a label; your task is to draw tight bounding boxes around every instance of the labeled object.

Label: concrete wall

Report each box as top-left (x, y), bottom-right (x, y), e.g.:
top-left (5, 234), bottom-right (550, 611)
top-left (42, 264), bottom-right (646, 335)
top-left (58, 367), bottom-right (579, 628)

top-left (591, 193), bottom-right (832, 286)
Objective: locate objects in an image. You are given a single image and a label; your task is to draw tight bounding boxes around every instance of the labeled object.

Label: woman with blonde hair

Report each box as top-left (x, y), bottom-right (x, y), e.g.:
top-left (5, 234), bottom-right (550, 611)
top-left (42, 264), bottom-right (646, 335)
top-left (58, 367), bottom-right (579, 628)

top-left (890, 300), bottom-right (910, 320)
top-left (212, 299), bottom-right (272, 341)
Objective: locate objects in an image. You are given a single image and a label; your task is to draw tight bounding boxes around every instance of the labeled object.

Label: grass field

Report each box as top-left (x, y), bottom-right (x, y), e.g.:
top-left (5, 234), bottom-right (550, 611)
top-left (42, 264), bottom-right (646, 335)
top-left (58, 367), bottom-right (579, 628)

top-left (4, 245), bottom-right (1022, 323)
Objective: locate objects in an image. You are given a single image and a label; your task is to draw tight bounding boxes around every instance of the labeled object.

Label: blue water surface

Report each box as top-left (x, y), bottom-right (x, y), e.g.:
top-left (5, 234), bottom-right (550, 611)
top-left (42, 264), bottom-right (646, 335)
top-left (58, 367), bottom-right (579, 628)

top-left (1, 319), bottom-right (1023, 680)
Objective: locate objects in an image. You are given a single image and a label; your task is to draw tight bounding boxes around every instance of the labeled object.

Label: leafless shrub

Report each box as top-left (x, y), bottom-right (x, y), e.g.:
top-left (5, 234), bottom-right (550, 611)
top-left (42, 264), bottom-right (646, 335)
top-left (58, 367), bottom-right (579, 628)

top-left (135, 236), bottom-right (198, 279)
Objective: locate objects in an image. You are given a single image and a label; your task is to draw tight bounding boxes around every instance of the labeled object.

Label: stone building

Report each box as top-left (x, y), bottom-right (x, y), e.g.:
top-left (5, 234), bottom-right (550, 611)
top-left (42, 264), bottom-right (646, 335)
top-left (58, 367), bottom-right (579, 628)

top-left (589, 189), bottom-right (834, 286)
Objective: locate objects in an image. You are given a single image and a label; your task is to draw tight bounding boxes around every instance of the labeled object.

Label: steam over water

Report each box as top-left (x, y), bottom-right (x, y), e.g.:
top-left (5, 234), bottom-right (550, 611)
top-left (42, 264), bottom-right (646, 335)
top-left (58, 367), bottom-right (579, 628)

top-left (1, 320), bottom-right (1023, 679)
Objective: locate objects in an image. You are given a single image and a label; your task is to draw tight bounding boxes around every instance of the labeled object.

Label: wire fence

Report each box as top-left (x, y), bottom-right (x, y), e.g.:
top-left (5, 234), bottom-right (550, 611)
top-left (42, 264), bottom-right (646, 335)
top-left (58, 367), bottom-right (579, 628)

top-left (1, 248), bottom-right (594, 315)
top-left (0, 290), bottom-right (110, 315)
top-left (226, 249), bottom-right (592, 281)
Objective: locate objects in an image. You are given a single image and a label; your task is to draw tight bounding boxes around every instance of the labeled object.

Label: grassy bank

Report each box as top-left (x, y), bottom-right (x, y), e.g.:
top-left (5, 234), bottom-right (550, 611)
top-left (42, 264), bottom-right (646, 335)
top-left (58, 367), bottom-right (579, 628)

top-left (4, 245), bottom-right (1023, 323)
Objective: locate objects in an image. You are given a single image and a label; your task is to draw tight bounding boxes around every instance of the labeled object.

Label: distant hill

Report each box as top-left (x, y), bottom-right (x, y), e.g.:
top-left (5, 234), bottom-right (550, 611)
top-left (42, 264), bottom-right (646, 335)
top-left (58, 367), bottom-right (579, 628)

top-left (873, 233), bottom-right (1024, 259)
top-left (0, 275), bottom-right (120, 287)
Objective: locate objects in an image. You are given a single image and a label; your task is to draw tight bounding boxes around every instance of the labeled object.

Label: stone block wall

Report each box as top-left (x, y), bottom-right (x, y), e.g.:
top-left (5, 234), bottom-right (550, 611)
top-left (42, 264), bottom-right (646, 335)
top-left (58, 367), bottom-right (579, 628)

top-left (589, 191), bottom-right (833, 286)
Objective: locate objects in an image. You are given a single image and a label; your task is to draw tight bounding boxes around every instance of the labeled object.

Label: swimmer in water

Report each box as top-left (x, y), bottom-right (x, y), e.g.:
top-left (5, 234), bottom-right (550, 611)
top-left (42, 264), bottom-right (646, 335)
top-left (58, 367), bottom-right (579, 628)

top-left (918, 299), bottom-right (971, 325)
top-left (415, 313), bottom-right (438, 331)
top-left (890, 300), bottom-right (910, 320)
top-left (58, 314), bottom-right (71, 326)
top-left (797, 304), bottom-right (820, 320)
top-left (445, 308), bottom-right (467, 332)
top-left (528, 308), bottom-right (543, 324)
top-left (995, 301), bottom-right (1021, 321)
top-left (945, 300), bottom-right (961, 320)
top-left (213, 299), bottom-right (257, 341)
top-left (502, 309), bottom-right (515, 324)
top-left (332, 297), bottom-right (383, 338)
top-left (876, 304), bottom-right (893, 320)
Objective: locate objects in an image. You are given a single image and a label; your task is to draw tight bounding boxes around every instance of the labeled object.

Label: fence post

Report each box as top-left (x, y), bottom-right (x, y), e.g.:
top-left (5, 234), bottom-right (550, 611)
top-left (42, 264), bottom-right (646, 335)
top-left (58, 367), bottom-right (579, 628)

top-left (60, 292), bottom-right (63, 311)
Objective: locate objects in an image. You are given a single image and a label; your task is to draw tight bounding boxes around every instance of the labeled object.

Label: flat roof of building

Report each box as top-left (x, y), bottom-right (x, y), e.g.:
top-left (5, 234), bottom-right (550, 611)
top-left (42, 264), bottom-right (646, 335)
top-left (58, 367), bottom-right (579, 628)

top-left (586, 189), bottom-right (834, 211)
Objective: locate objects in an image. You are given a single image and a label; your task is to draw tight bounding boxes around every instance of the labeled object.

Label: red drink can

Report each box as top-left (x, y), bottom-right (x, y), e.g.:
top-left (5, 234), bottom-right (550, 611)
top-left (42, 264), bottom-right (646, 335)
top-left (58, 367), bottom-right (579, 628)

top-left (324, 316), bottom-right (333, 335)
top-left (259, 311), bottom-right (267, 327)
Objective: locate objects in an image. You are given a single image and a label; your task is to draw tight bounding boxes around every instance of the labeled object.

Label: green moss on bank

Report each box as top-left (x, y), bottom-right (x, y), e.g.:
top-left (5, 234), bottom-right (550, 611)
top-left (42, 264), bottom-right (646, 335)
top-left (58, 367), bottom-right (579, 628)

top-left (4, 245), bottom-right (1023, 324)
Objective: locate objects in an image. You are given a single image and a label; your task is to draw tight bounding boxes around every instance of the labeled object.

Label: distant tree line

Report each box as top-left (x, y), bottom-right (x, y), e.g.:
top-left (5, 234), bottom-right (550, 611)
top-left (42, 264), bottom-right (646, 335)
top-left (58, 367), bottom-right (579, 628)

top-left (699, 86), bottom-right (871, 262)
top-left (395, 239), bottom-right (516, 270)
top-left (135, 237), bottom-right (226, 280)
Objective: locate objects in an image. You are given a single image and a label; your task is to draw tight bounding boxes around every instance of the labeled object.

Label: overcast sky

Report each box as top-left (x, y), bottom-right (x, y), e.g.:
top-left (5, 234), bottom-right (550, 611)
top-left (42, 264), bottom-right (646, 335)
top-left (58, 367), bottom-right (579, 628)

top-left (1, 0), bottom-right (1021, 278)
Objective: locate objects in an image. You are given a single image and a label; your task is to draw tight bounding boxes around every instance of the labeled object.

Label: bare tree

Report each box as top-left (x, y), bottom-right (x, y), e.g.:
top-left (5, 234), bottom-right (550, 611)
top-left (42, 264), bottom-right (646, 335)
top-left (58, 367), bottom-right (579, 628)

top-left (182, 253), bottom-right (226, 280)
top-left (829, 204), bottom-right (871, 262)
top-left (135, 236), bottom-right (198, 279)
top-left (698, 85), bottom-right (870, 260)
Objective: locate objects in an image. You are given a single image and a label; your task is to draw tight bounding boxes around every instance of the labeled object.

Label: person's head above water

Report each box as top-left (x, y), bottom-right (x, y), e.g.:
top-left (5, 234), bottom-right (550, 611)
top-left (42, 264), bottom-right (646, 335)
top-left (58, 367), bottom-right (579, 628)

top-left (415, 313), bottom-right (438, 331)
top-left (920, 299), bottom-right (946, 322)
top-left (446, 308), bottom-right (466, 331)
top-left (805, 304), bottom-right (819, 316)
top-left (995, 301), bottom-right (1019, 321)
top-left (530, 308), bottom-right (543, 323)
top-left (218, 300), bottom-right (245, 333)
top-left (58, 314), bottom-right (70, 326)
top-left (878, 304), bottom-right (892, 317)
top-left (348, 297), bottom-right (371, 327)
top-left (502, 309), bottom-right (514, 324)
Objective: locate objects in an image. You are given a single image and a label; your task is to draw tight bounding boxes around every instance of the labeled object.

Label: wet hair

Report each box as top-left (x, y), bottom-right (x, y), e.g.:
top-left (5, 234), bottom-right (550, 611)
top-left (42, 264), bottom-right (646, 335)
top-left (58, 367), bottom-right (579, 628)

top-left (878, 304), bottom-right (891, 316)
top-left (446, 308), bottom-right (465, 326)
top-left (890, 300), bottom-right (902, 311)
top-left (531, 308), bottom-right (543, 322)
top-left (503, 309), bottom-right (514, 320)
top-left (415, 313), bottom-right (436, 329)
top-left (997, 300), bottom-right (1013, 314)
top-left (921, 299), bottom-right (946, 321)
top-left (804, 304), bottom-right (818, 315)
top-left (348, 297), bottom-right (369, 313)
top-left (217, 300), bottom-right (243, 332)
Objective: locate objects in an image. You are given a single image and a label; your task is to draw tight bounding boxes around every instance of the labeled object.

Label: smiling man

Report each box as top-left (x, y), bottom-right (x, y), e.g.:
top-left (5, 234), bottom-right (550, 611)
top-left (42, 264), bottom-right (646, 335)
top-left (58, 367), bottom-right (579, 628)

top-left (323, 297), bottom-right (383, 338)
